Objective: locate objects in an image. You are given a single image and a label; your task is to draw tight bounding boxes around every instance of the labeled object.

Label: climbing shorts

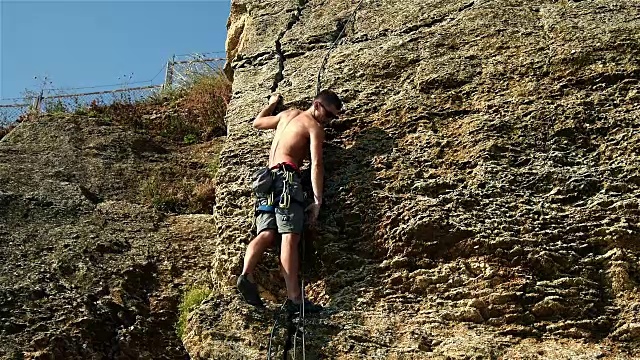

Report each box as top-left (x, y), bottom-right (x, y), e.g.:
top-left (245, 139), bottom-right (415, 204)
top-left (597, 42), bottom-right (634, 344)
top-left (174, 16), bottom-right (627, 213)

top-left (255, 202), bottom-right (304, 235)
top-left (254, 164), bottom-right (305, 234)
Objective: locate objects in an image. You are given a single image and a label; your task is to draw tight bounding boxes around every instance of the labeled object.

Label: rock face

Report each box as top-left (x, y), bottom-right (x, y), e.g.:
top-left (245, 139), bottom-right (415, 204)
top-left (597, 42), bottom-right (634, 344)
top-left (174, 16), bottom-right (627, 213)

top-left (191, 0), bottom-right (640, 358)
top-left (0, 115), bottom-right (221, 359)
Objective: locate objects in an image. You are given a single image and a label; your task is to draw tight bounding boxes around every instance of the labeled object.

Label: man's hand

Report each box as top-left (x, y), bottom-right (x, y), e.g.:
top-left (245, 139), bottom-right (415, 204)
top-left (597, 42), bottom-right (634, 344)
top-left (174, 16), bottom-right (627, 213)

top-left (269, 93), bottom-right (282, 106)
top-left (254, 94), bottom-right (283, 129)
top-left (305, 203), bottom-right (321, 226)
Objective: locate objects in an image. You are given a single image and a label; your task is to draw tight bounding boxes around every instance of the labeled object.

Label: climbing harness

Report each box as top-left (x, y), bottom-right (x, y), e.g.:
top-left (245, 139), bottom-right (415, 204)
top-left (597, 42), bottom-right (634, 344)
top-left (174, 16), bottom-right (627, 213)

top-left (255, 162), bottom-right (300, 217)
top-left (315, 0), bottom-right (366, 96)
top-left (253, 115), bottom-right (297, 219)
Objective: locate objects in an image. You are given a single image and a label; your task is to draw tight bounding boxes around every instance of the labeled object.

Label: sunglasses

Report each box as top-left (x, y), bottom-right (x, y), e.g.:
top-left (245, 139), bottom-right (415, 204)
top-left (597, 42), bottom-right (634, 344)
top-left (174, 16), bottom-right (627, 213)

top-left (319, 102), bottom-right (340, 120)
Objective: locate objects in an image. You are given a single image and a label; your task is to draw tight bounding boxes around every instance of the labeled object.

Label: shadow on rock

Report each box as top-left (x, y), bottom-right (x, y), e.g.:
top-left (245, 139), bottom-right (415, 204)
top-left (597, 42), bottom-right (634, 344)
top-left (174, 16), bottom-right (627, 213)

top-left (306, 126), bottom-right (395, 305)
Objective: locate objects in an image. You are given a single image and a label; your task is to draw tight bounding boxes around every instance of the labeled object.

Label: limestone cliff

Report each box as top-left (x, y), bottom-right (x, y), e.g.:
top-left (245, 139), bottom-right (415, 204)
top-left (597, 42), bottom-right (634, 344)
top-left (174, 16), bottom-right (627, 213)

top-left (187, 0), bottom-right (640, 358)
top-left (0, 114), bottom-right (221, 359)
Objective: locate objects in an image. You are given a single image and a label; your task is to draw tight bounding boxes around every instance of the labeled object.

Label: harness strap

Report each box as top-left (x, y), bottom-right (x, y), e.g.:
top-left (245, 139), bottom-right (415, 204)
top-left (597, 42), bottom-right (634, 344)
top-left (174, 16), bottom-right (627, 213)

top-left (270, 161), bottom-right (300, 173)
top-left (257, 204), bottom-right (276, 213)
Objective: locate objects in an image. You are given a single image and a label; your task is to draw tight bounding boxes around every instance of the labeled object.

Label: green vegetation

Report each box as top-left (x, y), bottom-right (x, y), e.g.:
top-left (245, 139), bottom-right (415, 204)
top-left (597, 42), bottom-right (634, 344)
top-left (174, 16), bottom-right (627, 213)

top-left (176, 286), bottom-right (211, 338)
top-left (207, 157), bottom-right (220, 178)
top-left (183, 134), bottom-right (198, 145)
top-left (46, 100), bottom-right (68, 114)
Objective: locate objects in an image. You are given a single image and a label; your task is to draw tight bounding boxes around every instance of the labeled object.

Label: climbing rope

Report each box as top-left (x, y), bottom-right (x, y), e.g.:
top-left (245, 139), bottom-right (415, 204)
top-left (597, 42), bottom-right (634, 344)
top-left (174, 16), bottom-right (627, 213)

top-left (268, 1), bottom-right (367, 357)
top-left (266, 231), bottom-right (308, 360)
top-left (316, 0), bottom-right (366, 95)
top-left (293, 231), bottom-right (307, 360)
top-left (267, 301), bottom-right (286, 359)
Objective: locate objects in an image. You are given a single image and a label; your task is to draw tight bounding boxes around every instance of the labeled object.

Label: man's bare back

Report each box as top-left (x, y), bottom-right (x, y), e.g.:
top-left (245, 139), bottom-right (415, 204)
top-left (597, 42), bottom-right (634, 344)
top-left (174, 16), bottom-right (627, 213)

top-left (268, 109), bottom-right (323, 168)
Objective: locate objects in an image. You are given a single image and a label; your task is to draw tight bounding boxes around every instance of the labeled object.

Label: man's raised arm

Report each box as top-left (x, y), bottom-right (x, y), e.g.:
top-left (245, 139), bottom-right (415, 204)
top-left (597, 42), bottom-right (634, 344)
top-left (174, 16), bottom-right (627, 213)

top-left (253, 94), bottom-right (283, 129)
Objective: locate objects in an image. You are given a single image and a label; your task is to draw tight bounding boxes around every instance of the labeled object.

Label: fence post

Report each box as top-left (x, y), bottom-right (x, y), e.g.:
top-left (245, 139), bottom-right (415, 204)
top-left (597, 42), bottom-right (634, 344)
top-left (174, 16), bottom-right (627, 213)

top-left (164, 55), bottom-right (175, 90)
top-left (31, 90), bottom-right (43, 116)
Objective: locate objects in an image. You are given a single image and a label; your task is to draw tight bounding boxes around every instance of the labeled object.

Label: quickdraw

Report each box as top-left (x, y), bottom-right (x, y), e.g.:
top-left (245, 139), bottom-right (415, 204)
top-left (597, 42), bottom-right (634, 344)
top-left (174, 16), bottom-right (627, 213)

top-left (278, 168), bottom-right (295, 209)
top-left (256, 166), bottom-right (296, 214)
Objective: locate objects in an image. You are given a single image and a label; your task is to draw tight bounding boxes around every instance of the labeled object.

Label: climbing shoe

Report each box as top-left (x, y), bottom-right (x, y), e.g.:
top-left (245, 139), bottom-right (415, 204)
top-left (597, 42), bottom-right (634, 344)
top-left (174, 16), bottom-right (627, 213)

top-left (237, 274), bottom-right (264, 307)
top-left (285, 298), bottom-right (323, 315)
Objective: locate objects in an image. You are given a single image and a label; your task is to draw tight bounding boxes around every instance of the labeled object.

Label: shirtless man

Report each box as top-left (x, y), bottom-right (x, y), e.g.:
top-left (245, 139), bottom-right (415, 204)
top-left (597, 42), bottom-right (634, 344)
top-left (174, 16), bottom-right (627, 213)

top-left (237, 90), bottom-right (342, 312)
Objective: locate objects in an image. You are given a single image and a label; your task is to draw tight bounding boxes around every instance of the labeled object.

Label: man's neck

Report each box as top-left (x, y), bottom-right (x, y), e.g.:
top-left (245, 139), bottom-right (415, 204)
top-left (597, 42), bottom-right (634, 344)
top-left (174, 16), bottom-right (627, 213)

top-left (306, 107), bottom-right (320, 123)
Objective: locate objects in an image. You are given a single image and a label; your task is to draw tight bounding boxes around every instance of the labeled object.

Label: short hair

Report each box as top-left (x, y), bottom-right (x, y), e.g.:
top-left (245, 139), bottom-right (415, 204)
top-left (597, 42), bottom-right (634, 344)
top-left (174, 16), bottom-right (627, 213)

top-left (314, 90), bottom-right (343, 111)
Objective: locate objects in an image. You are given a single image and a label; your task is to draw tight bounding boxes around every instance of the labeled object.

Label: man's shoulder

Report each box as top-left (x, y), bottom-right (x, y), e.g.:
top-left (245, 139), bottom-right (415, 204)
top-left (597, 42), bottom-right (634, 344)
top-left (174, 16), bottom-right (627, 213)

top-left (276, 109), bottom-right (300, 121)
top-left (290, 111), bottom-right (318, 127)
top-left (283, 109), bottom-right (303, 117)
top-left (287, 110), bottom-right (312, 126)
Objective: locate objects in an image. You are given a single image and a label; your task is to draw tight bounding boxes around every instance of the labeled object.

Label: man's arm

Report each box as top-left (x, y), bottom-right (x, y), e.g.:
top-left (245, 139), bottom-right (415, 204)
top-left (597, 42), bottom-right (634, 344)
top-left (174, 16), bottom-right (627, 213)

top-left (307, 125), bottom-right (325, 223)
top-left (253, 94), bottom-right (282, 129)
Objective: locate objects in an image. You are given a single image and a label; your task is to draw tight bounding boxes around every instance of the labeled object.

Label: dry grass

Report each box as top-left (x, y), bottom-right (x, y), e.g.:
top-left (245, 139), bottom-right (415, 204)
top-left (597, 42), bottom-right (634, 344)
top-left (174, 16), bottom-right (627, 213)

top-left (89, 69), bottom-right (231, 144)
top-left (137, 137), bottom-right (224, 215)
top-left (191, 179), bottom-right (216, 213)
top-left (140, 174), bottom-right (216, 214)
top-left (180, 71), bottom-right (232, 139)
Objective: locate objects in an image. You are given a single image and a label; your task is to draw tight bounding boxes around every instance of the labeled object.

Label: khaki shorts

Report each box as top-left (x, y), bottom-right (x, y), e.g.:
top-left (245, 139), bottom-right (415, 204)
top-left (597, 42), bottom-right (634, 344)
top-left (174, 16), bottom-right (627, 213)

top-left (253, 165), bottom-right (305, 234)
top-left (255, 202), bottom-right (304, 234)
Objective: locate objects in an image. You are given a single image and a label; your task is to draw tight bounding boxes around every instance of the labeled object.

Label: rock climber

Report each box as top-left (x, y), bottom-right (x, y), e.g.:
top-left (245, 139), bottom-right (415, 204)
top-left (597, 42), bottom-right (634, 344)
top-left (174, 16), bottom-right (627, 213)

top-left (236, 90), bottom-right (343, 313)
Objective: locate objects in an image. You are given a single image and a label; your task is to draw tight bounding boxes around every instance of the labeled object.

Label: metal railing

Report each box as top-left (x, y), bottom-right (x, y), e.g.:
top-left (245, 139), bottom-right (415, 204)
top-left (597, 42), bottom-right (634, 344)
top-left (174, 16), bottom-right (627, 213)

top-left (165, 54), bottom-right (225, 88)
top-left (41, 85), bottom-right (162, 112)
top-left (0, 85), bottom-right (162, 126)
top-left (0, 103), bottom-right (32, 125)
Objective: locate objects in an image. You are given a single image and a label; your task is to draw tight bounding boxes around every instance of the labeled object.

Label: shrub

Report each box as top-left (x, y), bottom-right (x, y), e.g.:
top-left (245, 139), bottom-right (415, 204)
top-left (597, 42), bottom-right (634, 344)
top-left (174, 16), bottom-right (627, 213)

top-left (140, 175), bottom-right (184, 213)
top-left (190, 179), bottom-right (216, 213)
top-left (45, 99), bottom-right (68, 113)
top-left (145, 86), bottom-right (181, 105)
top-left (180, 69), bottom-right (232, 140)
top-left (183, 134), bottom-right (198, 145)
top-left (207, 157), bottom-right (220, 178)
top-left (86, 68), bottom-right (231, 144)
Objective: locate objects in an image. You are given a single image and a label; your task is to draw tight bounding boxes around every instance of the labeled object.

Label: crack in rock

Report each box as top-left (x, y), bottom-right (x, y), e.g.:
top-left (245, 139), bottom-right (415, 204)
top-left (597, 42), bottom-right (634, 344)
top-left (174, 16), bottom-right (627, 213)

top-left (241, 1), bottom-right (476, 75)
top-left (271, 0), bottom-right (308, 93)
top-left (400, 1), bottom-right (475, 35)
top-left (271, 39), bottom-right (285, 92)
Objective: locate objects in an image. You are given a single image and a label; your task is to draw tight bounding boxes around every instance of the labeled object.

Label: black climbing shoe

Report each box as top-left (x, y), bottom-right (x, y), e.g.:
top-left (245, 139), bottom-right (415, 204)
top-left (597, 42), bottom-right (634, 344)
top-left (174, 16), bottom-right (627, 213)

top-left (237, 274), bottom-right (264, 307)
top-left (285, 298), bottom-right (323, 315)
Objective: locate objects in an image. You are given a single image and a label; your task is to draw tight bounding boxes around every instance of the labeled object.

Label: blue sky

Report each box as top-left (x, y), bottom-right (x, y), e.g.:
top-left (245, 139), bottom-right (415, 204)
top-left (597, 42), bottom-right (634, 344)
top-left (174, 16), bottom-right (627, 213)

top-left (0, 0), bottom-right (230, 102)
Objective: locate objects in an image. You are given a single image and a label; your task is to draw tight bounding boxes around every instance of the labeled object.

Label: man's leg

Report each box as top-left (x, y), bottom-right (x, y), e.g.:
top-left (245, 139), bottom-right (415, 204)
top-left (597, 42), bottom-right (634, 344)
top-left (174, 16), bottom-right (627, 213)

top-left (276, 202), bottom-right (322, 313)
top-left (237, 213), bottom-right (276, 307)
top-left (242, 229), bottom-right (276, 278)
top-left (279, 232), bottom-right (322, 313)
top-left (280, 232), bottom-right (301, 300)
